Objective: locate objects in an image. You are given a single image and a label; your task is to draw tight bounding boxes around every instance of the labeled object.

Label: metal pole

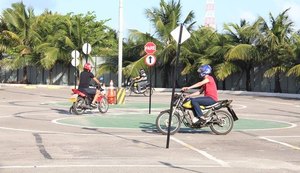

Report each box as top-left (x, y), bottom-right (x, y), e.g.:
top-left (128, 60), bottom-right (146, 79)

top-left (166, 24), bottom-right (183, 149)
top-left (149, 66), bottom-right (152, 114)
top-left (118, 0), bottom-right (123, 88)
top-left (74, 51), bottom-right (77, 89)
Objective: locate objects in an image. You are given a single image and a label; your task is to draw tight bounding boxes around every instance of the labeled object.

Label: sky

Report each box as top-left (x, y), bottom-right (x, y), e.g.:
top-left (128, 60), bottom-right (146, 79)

top-left (1, 0), bottom-right (300, 37)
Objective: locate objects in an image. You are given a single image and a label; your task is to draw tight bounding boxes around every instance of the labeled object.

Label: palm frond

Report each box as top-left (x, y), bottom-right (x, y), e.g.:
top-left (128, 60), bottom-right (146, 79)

top-left (287, 64), bottom-right (300, 77)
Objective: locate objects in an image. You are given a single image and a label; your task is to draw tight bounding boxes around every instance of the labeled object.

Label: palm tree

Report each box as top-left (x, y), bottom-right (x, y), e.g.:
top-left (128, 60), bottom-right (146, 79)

top-left (1, 2), bottom-right (41, 83)
top-left (287, 33), bottom-right (300, 81)
top-left (128, 0), bottom-right (196, 87)
top-left (259, 9), bottom-right (295, 93)
top-left (34, 11), bottom-right (74, 84)
top-left (221, 19), bottom-right (263, 91)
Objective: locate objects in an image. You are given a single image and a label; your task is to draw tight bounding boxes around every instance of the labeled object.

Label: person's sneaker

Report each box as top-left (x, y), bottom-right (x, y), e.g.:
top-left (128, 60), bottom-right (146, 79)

top-left (91, 103), bottom-right (97, 108)
top-left (192, 117), bottom-right (199, 124)
top-left (200, 116), bottom-right (211, 123)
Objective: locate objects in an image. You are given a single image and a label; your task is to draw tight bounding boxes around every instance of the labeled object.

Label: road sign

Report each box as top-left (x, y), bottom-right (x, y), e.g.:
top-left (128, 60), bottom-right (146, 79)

top-left (144, 42), bottom-right (156, 54)
top-left (82, 43), bottom-right (92, 55)
top-left (171, 25), bottom-right (191, 44)
top-left (71, 58), bottom-right (79, 67)
top-left (71, 50), bottom-right (80, 59)
top-left (145, 54), bottom-right (156, 66)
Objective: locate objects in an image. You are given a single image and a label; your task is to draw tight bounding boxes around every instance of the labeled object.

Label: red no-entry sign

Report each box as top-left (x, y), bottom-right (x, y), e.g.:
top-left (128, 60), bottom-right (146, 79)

top-left (144, 42), bottom-right (156, 54)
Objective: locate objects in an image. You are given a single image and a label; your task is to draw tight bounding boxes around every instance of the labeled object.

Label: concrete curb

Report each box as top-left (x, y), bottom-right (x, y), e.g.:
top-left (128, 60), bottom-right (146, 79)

top-left (0, 83), bottom-right (299, 99)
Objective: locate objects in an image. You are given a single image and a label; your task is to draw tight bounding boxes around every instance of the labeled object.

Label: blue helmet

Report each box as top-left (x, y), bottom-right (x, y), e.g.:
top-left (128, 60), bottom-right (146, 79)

top-left (197, 65), bottom-right (212, 77)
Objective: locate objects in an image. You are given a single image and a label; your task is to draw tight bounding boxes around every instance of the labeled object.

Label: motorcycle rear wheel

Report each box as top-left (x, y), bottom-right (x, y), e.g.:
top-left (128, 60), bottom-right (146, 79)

top-left (98, 97), bottom-right (109, 113)
top-left (143, 87), bottom-right (153, 96)
top-left (125, 87), bottom-right (132, 96)
top-left (156, 110), bottom-right (181, 135)
top-left (209, 110), bottom-right (233, 135)
top-left (72, 97), bottom-right (85, 115)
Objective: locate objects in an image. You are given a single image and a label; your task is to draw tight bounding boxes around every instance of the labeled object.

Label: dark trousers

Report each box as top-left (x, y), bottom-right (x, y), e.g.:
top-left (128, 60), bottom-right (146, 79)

top-left (190, 96), bottom-right (216, 118)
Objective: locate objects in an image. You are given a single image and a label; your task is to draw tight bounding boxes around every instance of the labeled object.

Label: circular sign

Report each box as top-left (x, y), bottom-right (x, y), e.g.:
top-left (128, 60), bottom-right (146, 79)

top-left (71, 50), bottom-right (80, 59)
top-left (144, 42), bottom-right (156, 54)
top-left (144, 54), bottom-right (156, 66)
top-left (82, 43), bottom-right (92, 55)
top-left (71, 58), bottom-right (79, 67)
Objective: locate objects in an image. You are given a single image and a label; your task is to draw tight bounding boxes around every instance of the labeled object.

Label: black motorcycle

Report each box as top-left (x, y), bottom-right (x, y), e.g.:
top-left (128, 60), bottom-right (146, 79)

top-left (125, 78), bottom-right (154, 96)
top-left (156, 91), bottom-right (238, 135)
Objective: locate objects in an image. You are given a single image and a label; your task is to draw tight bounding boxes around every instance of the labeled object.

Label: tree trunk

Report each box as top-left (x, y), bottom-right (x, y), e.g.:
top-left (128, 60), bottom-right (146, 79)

top-left (21, 66), bottom-right (28, 84)
top-left (245, 64), bottom-right (252, 91)
top-left (49, 68), bottom-right (53, 85)
top-left (162, 67), bottom-right (170, 88)
top-left (222, 80), bottom-right (226, 90)
top-left (274, 72), bottom-right (282, 93)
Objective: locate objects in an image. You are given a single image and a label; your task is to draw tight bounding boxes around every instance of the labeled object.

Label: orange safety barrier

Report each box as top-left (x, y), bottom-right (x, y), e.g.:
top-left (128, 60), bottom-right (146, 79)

top-left (107, 80), bottom-right (116, 104)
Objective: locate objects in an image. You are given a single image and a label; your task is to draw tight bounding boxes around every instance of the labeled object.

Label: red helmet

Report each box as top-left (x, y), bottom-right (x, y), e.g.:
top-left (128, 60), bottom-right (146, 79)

top-left (84, 63), bottom-right (92, 71)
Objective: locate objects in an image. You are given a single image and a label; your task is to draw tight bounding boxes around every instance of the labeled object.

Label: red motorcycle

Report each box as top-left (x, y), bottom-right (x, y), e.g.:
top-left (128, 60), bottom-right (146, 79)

top-left (69, 88), bottom-right (109, 115)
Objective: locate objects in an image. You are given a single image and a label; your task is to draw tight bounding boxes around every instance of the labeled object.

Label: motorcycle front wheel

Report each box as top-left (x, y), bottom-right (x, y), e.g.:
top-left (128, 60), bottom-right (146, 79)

top-left (98, 97), bottom-right (109, 113)
top-left (72, 97), bottom-right (85, 115)
top-left (209, 110), bottom-right (234, 135)
top-left (156, 110), bottom-right (181, 135)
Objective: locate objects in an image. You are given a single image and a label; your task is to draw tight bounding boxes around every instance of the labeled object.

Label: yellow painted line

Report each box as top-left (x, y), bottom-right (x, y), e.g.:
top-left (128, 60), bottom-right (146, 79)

top-left (117, 88), bottom-right (126, 104)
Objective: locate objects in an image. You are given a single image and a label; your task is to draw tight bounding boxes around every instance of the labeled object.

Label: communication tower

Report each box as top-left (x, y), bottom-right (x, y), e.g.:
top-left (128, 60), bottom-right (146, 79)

top-left (204, 0), bottom-right (216, 30)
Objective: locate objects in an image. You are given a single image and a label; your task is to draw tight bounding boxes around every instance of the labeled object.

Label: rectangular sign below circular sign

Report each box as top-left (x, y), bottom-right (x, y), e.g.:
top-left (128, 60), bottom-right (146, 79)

top-left (145, 54), bottom-right (156, 66)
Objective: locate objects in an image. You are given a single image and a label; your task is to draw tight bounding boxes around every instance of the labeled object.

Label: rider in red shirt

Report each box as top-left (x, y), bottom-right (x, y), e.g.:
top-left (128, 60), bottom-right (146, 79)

top-left (182, 64), bottom-right (218, 124)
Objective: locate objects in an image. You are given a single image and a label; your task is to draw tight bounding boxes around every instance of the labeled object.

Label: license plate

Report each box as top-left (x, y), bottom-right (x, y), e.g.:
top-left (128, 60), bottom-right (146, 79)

top-left (69, 94), bottom-right (78, 102)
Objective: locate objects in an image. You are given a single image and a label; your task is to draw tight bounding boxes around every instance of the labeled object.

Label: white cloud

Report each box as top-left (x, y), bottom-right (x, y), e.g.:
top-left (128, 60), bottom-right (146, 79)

top-left (240, 11), bottom-right (257, 23)
top-left (279, 0), bottom-right (300, 30)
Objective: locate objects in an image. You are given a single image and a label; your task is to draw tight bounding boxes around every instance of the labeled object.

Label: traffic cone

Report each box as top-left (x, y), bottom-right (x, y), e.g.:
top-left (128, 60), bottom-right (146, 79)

top-left (107, 80), bottom-right (116, 104)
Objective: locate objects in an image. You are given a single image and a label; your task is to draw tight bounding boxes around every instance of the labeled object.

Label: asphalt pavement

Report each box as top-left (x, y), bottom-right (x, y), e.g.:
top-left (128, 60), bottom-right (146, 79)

top-left (0, 84), bottom-right (299, 173)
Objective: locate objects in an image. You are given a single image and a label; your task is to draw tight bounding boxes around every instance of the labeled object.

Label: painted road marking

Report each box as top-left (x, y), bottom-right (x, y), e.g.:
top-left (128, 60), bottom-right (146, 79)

top-left (0, 164), bottom-right (220, 169)
top-left (259, 136), bottom-right (300, 150)
top-left (256, 98), bottom-right (300, 107)
top-left (171, 137), bottom-right (230, 167)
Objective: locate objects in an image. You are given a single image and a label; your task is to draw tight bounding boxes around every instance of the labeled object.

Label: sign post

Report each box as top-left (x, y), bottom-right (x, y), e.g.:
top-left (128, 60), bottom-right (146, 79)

top-left (166, 24), bottom-right (190, 149)
top-left (71, 50), bottom-right (80, 89)
top-left (144, 42), bottom-right (157, 114)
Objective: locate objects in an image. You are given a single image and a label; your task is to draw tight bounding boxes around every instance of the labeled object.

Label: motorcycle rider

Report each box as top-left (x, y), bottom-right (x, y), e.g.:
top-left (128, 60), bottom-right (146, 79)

top-left (78, 63), bottom-right (102, 108)
top-left (133, 69), bottom-right (148, 93)
top-left (182, 64), bottom-right (218, 124)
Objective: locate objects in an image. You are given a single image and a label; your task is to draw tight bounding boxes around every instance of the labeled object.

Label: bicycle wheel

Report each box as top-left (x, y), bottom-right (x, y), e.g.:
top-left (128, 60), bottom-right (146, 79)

top-left (210, 110), bottom-right (234, 135)
top-left (156, 110), bottom-right (181, 135)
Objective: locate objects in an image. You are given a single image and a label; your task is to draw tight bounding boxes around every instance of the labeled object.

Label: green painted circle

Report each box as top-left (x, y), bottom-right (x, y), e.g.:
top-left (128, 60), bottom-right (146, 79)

top-left (53, 102), bottom-right (292, 131)
top-left (57, 114), bottom-right (292, 131)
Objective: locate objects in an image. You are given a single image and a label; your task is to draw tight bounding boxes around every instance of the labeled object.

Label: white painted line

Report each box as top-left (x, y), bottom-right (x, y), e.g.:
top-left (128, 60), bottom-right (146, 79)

top-left (236, 118), bottom-right (297, 131)
top-left (171, 137), bottom-right (230, 167)
top-left (231, 104), bottom-right (247, 110)
top-left (0, 164), bottom-right (218, 169)
top-left (0, 116), bottom-right (11, 118)
top-left (0, 126), bottom-right (158, 138)
top-left (255, 98), bottom-right (300, 107)
top-left (259, 136), bottom-right (300, 150)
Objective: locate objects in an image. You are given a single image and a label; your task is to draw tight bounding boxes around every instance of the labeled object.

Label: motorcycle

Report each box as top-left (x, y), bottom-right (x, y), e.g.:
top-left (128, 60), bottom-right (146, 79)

top-left (156, 91), bottom-right (238, 135)
top-left (125, 78), bottom-right (154, 96)
top-left (69, 85), bottom-right (109, 115)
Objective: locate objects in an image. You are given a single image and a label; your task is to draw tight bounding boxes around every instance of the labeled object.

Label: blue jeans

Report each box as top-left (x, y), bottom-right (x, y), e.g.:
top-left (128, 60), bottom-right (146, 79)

top-left (190, 96), bottom-right (216, 118)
